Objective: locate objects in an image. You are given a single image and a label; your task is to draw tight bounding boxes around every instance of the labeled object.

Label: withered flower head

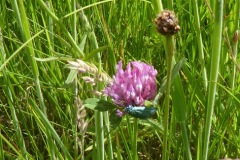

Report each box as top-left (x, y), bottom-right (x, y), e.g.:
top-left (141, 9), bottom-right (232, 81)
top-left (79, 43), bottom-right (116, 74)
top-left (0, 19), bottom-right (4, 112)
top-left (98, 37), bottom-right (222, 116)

top-left (155, 10), bottom-right (180, 35)
top-left (233, 30), bottom-right (239, 43)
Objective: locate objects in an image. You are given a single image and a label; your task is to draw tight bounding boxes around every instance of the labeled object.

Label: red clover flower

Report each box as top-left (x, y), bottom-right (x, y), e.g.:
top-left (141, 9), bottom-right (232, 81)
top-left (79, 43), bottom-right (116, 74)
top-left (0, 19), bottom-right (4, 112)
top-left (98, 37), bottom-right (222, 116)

top-left (105, 61), bottom-right (158, 108)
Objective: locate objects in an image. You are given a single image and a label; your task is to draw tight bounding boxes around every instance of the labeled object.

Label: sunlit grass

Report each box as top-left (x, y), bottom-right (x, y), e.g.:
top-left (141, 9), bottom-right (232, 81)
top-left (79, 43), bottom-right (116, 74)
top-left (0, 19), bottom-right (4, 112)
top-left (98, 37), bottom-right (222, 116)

top-left (0, 0), bottom-right (240, 159)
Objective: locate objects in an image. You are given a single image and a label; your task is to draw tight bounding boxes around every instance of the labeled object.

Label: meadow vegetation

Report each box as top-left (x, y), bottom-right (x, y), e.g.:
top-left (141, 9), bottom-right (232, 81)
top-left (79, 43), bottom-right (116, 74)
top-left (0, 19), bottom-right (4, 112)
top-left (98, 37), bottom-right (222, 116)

top-left (0, 0), bottom-right (239, 159)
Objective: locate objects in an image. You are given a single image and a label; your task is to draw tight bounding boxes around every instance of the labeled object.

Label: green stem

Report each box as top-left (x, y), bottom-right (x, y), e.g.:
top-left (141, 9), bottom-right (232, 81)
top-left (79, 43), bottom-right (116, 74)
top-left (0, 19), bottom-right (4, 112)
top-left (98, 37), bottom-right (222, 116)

top-left (10, 0), bottom-right (56, 158)
top-left (119, 125), bottom-right (132, 160)
top-left (202, 1), bottom-right (223, 160)
top-left (92, 32), bottom-right (105, 160)
top-left (36, 0), bottom-right (84, 57)
top-left (180, 121), bottom-right (192, 160)
top-left (95, 112), bottom-right (104, 160)
top-left (104, 112), bottom-right (114, 160)
top-left (230, 0), bottom-right (240, 89)
top-left (152, 0), bottom-right (163, 15)
top-left (152, 1), bottom-right (175, 159)
top-left (172, 73), bottom-right (192, 160)
top-left (162, 35), bottom-right (174, 160)
top-left (71, 1), bottom-right (79, 159)
top-left (73, 77), bottom-right (79, 159)
top-left (0, 131), bottom-right (22, 158)
top-left (153, 2), bottom-right (191, 159)
top-left (132, 118), bottom-right (139, 160)
top-left (78, 5), bottom-right (105, 160)
top-left (0, 129), bottom-right (3, 160)
top-left (43, 1), bottom-right (56, 73)
top-left (30, 101), bottom-right (73, 159)
top-left (193, 0), bottom-right (208, 90)
top-left (5, 86), bottom-right (28, 159)
top-left (167, 0), bottom-right (173, 10)
top-left (197, 123), bottom-right (203, 160)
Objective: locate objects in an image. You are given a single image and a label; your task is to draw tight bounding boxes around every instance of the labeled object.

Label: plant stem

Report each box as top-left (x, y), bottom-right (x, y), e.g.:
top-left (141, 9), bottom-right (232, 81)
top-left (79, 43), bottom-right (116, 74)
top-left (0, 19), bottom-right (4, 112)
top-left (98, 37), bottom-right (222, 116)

top-left (230, 0), bottom-right (240, 89)
top-left (193, 0), bottom-right (208, 90)
top-left (202, 1), bottom-right (223, 160)
top-left (104, 112), bottom-right (114, 160)
top-left (197, 123), bottom-right (203, 160)
top-left (172, 73), bottom-right (192, 160)
top-left (10, 0), bottom-right (56, 158)
top-left (71, 1), bottom-right (79, 159)
top-left (119, 125), bottom-right (132, 160)
top-left (1, 25), bottom-right (22, 160)
top-left (0, 35), bottom-right (3, 158)
top-left (95, 112), bottom-right (104, 160)
top-left (0, 129), bottom-right (3, 160)
top-left (162, 35), bottom-right (174, 160)
top-left (152, 0), bottom-right (163, 15)
top-left (132, 118), bottom-right (139, 160)
top-left (180, 121), bottom-right (192, 160)
top-left (36, 0), bottom-right (84, 57)
top-left (78, 5), bottom-right (106, 160)
top-left (153, 2), bottom-right (191, 159)
top-left (167, 0), bottom-right (173, 10)
top-left (4, 82), bottom-right (28, 159)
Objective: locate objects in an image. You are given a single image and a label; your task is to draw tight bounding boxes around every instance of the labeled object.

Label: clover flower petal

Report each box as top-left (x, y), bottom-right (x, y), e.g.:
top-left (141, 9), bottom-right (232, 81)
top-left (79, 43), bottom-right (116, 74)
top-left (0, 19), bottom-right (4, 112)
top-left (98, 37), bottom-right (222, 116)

top-left (105, 61), bottom-right (157, 107)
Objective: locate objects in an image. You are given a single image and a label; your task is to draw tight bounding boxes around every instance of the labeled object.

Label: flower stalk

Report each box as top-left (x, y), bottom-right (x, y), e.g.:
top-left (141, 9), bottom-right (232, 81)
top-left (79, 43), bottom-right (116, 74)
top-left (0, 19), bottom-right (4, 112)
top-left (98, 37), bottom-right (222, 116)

top-left (132, 118), bottom-right (139, 160)
top-left (155, 9), bottom-right (180, 160)
top-left (162, 35), bottom-right (174, 160)
top-left (77, 5), bottom-right (106, 159)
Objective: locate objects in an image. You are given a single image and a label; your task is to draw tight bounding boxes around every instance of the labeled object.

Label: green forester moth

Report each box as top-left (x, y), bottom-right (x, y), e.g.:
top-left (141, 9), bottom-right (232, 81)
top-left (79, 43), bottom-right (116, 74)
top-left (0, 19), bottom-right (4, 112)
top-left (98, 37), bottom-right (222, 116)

top-left (125, 105), bottom-right (157, 119)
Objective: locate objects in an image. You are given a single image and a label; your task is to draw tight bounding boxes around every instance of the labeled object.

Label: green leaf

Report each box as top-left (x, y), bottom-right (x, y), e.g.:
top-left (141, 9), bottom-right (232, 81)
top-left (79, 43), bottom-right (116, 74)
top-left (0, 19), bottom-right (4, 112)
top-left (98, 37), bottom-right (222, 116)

top-left (84, 98), bottom-right (117, 111)
top-left (172, 75), bottom-right (187, 122)
top-left (172, 58), bottom-right (187, 80)
top-left (154, 58), bottom-right (187, 105)
top-left (146, 119), bottom-right (164, 132)
top-left (84, 98), bottom-right (100, 110)
top-left (95, 100), bottom-right (117, 111)
top-left (109, 110), bottom-right (122, 130)
top-left (84, 46), bottom-right (108, 61)
top-left (34, 56), bottom-right (70, 62)
top-left (64, 70), bottom-right (78, 85)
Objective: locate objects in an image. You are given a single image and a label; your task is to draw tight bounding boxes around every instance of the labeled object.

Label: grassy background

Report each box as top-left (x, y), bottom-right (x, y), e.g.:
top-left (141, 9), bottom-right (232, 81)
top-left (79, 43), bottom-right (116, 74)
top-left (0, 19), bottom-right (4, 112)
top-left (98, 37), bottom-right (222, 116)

top-left (0, 0), bottom-right (240, 159)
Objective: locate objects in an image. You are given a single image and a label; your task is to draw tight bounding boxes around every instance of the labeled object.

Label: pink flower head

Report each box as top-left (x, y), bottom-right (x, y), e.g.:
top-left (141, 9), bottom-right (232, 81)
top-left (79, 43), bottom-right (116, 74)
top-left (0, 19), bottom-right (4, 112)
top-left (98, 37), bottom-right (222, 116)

top-left (105, 61), bottom-right (157, 107)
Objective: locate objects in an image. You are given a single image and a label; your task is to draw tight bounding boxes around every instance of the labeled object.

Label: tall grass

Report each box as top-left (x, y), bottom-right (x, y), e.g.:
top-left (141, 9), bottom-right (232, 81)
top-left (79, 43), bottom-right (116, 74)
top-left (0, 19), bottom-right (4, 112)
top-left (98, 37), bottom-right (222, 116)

top-left (202, 1), bottom-right (224, 159)
top-left (0, 0), bottom-right (240, 159)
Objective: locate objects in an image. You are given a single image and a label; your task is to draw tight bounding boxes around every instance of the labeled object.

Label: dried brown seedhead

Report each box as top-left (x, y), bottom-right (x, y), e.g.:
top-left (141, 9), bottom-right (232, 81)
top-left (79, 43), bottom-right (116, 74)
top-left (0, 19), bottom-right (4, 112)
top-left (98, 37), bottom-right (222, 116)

top-left (155, 10), bottom-right (180, 36)
top-left (233, 30), bottom-right (239, 43)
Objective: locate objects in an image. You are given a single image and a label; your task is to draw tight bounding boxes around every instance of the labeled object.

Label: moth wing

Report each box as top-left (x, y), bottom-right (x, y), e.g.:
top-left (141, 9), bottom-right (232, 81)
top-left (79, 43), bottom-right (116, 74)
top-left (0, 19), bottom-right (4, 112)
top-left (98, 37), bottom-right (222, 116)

top-left (129, 107), bottom-right (157, 119)
top-left (143, 107), bottom-right (157, 115)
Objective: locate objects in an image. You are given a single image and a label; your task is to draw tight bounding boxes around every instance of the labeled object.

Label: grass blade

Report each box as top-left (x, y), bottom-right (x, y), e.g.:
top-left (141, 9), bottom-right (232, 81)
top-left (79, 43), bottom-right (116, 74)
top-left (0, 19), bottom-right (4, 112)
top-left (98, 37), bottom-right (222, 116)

top-left (202, 1), bottom-right (224, 159)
